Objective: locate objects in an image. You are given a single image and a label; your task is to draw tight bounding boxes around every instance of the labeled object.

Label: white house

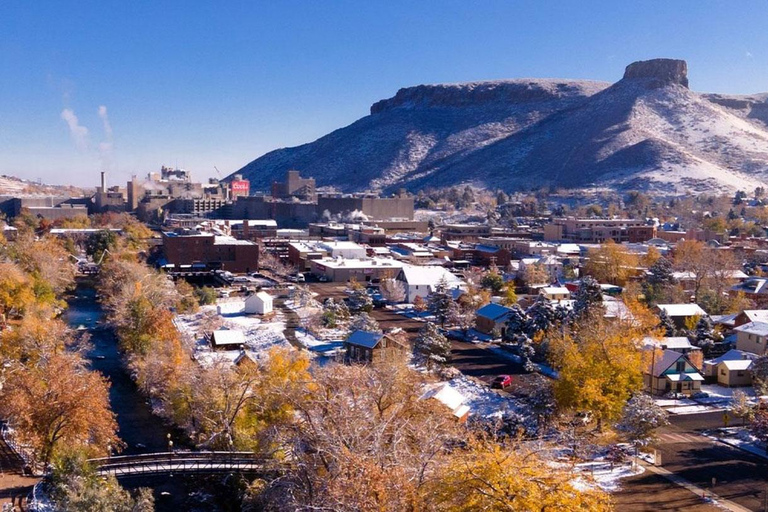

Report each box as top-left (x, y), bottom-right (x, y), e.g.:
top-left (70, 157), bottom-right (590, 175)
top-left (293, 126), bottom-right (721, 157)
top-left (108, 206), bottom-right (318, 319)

top-left (396, 264), bottom-right (463, 303)
top-left (244, 291), bottom-right (273, 315)
top-left (657, 303), bottom-right (708, 328)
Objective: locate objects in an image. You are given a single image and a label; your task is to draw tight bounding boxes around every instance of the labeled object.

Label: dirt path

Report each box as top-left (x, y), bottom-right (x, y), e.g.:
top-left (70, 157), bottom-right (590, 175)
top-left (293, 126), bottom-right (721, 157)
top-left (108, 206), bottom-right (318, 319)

top-left (0, 437), bottom-right (38, 508)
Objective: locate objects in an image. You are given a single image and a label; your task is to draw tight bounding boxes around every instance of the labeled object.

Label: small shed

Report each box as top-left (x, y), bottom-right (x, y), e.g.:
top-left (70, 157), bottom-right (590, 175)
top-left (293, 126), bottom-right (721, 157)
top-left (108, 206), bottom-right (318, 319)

top-left (245, 291), bottom-right (273, 315)
top-left (421, 383), bottom-right (470, 422)
top-left (210, 329), bottom-right (246, 351)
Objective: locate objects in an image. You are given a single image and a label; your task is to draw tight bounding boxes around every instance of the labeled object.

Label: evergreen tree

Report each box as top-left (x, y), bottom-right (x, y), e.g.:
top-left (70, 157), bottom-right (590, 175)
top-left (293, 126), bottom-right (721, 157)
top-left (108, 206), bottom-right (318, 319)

top-left (657, 311), bottom-right (676, 337)
top-left (527, 294), bottom-right (557, 337)
top-left (693, 316), bottom-right (719, 355)
top-left (428, 277), bottom-right (454, 326)
top-left (503, 305), bottom-right (536, 371)
top-left (572, 276), bottom-right (603, 318)
top-left (347, 284), bottom-right (373, 313)
top-left (643, 256), bottom-right (675, 305)
top-left (413, 322), bottom-right (451, 369)
top-left (349, 312), bottom-right (381, 333)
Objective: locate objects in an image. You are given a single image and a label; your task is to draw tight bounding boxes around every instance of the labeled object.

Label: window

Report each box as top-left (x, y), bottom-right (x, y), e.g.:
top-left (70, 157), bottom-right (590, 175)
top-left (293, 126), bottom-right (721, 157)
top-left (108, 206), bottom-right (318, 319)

top-left (676, 361), bottom-right (685, 372)
top-left (720, 369), bottom-right (726, 376)
top-left (738, 371), bottom-right (745, 377)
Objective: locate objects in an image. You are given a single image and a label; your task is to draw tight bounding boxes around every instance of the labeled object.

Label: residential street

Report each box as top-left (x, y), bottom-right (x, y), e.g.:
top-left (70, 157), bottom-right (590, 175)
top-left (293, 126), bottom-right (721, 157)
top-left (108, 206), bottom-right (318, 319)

top-left (648, 412), bottom-right (768, 511)
top-left (307, 282), bottom-right (768, 510)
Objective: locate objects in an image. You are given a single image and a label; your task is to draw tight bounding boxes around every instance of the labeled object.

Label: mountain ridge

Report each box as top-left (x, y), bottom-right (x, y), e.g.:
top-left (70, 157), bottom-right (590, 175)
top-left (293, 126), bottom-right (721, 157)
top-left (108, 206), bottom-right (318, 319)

top-left (234, 59), bottom-right (768, 195)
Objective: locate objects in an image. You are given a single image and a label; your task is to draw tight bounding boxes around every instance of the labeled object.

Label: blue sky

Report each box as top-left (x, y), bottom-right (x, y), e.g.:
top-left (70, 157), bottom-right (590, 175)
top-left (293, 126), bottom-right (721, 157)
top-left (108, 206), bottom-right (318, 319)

top-left (1, 1), bottom-right (767, 186)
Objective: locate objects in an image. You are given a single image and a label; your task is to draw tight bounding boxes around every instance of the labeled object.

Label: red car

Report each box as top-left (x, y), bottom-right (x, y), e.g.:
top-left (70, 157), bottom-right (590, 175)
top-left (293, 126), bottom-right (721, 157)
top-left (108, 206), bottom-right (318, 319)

top-left (492, 375), bottom-right (513, 389)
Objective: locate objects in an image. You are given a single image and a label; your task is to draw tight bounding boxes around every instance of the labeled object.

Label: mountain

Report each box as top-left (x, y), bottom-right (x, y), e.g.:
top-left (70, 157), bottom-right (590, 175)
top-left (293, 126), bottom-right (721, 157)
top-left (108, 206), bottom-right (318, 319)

top-left (233, 59), bottom-right (768, 195)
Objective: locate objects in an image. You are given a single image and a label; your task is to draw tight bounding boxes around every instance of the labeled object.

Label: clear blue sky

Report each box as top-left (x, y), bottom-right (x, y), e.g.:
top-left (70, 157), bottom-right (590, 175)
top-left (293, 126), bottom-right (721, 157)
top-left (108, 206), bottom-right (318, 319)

top-left (1, 1), bottom-right (767, 186)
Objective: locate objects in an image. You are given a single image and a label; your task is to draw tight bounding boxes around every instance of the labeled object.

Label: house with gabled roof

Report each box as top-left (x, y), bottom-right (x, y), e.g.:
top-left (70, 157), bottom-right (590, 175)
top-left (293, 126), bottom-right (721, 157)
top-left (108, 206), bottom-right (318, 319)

top-left (345, 330), bottom-right (408, 364)
top-left (475, 303), bottom-right (513, 336)
top-left (396, 264), bottom-right (463, 303)
top-left (644, 349), bottom-right (704, 396)
top-left (702, 349), bottom-right (759, 380)
top-left (716, 359), bottom-right (753, 387)
top-left (734, 321), bottom-right (768, 356)
top-left (734, 310), bottom-right (768, 328)
top-left (656, 303), bottom-right (708, 329)
top-left (210, 329), bottom-right (246, 351)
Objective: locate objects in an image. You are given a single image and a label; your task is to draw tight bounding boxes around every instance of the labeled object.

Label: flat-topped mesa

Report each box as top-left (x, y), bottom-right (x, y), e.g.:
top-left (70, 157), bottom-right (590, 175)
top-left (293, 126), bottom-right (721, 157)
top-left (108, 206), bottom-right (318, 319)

top-left (370, 80), bottom-right (608, 114)
top-left (622, 58), bottom-right (689, 88)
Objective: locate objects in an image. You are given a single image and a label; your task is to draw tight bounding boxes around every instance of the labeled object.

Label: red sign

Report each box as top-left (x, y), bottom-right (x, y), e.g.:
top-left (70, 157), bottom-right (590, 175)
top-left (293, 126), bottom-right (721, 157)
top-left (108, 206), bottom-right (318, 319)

top-left (231, 180), bottom-right (250, 197)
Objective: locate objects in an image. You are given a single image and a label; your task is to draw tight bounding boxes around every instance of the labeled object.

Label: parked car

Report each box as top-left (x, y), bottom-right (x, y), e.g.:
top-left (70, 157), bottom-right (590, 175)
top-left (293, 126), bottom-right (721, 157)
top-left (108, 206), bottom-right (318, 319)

top-left (318, 275), bottom-right (330, 283)
top-left (491, 375), bottom-right (513, 389)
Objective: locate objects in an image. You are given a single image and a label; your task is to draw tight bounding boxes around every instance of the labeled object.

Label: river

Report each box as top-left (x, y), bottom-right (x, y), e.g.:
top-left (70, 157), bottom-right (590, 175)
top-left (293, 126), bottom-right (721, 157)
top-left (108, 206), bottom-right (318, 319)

top-left (64, 279), bottom-right (244, 510)
top-left (65, 280), bottom-right (173, 454)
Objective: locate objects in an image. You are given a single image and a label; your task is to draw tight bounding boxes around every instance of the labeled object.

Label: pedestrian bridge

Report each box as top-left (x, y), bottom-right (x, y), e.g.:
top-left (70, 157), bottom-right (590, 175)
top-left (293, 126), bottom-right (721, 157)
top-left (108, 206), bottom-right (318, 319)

top-left (89, 451), bottom-right (273, 478)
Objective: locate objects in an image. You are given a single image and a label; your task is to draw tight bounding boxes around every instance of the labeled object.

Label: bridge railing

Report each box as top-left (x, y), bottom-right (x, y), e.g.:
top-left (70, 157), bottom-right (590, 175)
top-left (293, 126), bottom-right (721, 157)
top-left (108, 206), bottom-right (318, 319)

top-left (88, 451), bottom-right (275, 478)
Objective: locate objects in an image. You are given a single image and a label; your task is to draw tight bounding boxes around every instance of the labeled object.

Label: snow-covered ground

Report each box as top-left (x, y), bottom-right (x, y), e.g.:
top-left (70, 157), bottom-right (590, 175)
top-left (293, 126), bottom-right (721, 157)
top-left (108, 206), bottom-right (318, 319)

top-left (445, 375), bottom-right (529, 422)
top-left (573, 459), bottom-right (644, 493)
top-left (703, 427), bottom-right (767, 460)
top-left (699, 384), bottom-right (756, 406)
top-left (294, 328), bottom-right (345, 356)
top-left (174, 301), bottom-right (290, 367)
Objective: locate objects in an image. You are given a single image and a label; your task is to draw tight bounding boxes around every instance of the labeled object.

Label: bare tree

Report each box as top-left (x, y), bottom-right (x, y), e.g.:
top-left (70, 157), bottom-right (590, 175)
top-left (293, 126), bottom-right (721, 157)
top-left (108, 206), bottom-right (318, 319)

top-left (379, 278), bottom-right (406, 303)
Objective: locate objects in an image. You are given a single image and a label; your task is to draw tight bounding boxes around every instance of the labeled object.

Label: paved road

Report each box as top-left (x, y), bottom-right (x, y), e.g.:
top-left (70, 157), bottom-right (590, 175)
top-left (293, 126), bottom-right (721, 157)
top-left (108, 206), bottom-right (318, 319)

top-left (650, 412), bottom-right (768, 511)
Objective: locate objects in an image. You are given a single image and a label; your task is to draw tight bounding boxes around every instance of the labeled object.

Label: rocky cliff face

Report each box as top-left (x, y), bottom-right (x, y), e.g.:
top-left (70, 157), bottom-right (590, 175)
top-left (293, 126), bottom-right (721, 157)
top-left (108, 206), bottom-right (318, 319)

top-left (622, 58), bottom-right (689, 88)
top-left (233, 58), bottom-right (768, 195)
top-left (370, 80), bottom-right (607, 113)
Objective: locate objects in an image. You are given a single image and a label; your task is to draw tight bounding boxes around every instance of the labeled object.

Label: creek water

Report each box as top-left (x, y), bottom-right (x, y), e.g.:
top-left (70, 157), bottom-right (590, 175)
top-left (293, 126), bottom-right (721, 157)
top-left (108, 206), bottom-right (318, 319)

top-left (64, 280), bottom-right (236, 510)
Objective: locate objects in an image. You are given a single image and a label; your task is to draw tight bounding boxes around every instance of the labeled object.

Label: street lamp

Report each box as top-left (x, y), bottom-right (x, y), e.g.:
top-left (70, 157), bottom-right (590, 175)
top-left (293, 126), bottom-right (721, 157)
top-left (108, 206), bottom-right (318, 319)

top-left (167, 433), bottom-right (174, 477)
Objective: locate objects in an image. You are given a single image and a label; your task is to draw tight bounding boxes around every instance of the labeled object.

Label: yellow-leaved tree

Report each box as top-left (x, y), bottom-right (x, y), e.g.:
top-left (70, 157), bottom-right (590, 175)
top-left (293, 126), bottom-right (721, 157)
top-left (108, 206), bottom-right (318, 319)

top-left (549, 298), bottom-right (660, 428)
top-left (582, 240), bottom-right (639, 286)
top-left (429, 436), bottom-right (612, 512)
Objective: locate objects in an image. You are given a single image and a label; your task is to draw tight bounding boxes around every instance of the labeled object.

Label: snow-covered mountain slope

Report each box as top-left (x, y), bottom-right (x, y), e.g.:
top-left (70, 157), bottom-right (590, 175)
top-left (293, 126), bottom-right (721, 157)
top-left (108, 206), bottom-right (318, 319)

top-left (234, 59), bottom-right (768, 194)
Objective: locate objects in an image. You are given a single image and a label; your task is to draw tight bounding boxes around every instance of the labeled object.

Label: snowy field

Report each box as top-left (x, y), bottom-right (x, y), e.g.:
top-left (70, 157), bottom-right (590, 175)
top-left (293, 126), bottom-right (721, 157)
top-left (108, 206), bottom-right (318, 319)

top-left (445, 375), bottom-right (529, 422)
top-left (174, 301), bottom-right (290, 367)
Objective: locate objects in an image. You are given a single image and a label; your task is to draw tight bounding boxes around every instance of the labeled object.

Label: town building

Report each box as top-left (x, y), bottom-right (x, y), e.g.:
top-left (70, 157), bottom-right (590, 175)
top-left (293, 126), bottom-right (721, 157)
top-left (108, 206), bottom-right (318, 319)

top-left (396, 264), bottom-right (464, 302)
top-left (345, 330), bottom-right (408, 364)
top-left (543, 218), bottom-right (647, 243)
top-left (162, 229), bottom-right (259, 273)
top-left (309, 257), bottom-right (404, 283)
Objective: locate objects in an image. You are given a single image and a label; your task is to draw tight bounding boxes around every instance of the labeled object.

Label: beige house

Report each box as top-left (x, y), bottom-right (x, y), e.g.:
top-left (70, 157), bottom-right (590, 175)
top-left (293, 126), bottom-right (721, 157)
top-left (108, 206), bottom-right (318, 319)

top-left (540, 286), bottom-right (570, 301)
top-left (716, 359), bottom-right (753, 387)
top-left (734, 321), bottom-right (768, 356)
top-left (702, 349), bottom-right (758, 380)
top-left (644, 349), bottom-right (704, 396)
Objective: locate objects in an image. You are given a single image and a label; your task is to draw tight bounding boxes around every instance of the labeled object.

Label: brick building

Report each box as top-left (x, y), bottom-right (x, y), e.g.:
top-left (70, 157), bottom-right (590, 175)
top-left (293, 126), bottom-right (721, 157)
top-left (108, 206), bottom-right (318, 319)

top-left (162, 229), bottom-right (259, 273)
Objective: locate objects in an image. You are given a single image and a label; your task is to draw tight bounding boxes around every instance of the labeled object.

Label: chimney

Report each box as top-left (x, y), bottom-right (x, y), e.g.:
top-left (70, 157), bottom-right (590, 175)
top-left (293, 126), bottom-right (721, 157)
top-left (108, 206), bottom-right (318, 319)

top-left (100, 171), bottom-right (106, 193)
top-left (242, 220), bottom-right (250, 239)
